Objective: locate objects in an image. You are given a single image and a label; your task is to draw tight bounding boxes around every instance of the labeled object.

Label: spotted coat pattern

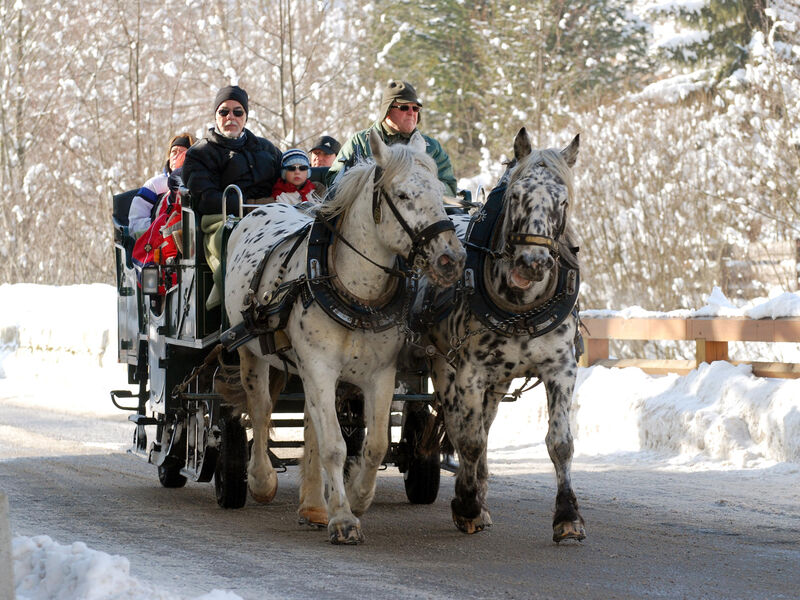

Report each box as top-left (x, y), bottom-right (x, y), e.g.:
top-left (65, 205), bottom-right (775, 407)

top-left (426, 129), bottom-right (586, 542)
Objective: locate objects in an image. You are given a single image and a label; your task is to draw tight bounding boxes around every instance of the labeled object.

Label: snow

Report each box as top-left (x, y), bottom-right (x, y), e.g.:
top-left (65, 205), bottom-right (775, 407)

top-left (581, 285), bottom-right (800, 319)
top-left (1, 283), bottom-right (799, 599)
top-left (13, 536), bottom-right (240, 600)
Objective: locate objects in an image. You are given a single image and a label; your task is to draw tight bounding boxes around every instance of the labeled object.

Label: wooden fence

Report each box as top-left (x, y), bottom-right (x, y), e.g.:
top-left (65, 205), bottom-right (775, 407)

top-left (578, 316), bottom-right (800, 378)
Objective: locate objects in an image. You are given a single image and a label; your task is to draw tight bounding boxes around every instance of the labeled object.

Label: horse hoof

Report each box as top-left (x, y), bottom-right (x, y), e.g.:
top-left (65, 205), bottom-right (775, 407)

top-left (248, 480), bottom-right (278, 504)
top-left (329, 522), bottom-right (365, 545)
top-left (452, 509), bottom-right (492, 534)
top-left (553, 520), bottom-right (586, 543)
top-left (298, 507), bottom-right (328, 529)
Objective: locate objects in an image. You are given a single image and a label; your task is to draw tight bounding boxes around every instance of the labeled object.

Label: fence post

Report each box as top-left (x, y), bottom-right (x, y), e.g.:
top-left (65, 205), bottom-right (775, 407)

top-left (579, 337), bottom-right (609, 367)
top-left (0, 492), bottom-right (14, 600)
top-left (696, 339), bottom-right (728, 364)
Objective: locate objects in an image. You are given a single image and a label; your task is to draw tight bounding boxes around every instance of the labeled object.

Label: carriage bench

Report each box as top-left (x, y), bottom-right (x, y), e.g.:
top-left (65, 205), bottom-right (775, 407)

top-left (578, 316), bottom-right (800, 379)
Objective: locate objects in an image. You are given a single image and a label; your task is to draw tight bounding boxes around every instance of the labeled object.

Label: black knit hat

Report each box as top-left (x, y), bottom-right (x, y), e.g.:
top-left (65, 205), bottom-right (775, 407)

top-left (170, 136), bottom-right (192, 150)
top-left (214, 85), bottom-right (249, 115)
top-left (380, 80), bottom-right (422, 120)
top-left (310, 135), bottom-right (341, 156)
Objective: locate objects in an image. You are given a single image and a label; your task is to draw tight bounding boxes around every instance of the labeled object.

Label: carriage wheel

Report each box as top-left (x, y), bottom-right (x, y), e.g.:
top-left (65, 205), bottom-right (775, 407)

top-left (158, 463), bottom-right (187, 488)
top-left (214, 415), bottom-right (248, 509)
top-left (401, 405), bottom-right (440, 504)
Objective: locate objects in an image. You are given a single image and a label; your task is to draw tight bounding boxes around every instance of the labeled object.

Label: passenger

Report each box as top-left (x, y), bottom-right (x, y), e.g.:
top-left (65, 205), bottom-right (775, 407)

top-left (128, 133), bottom-right (195, 238)
top-left (309, 135), bottom-right (341, 168)
top-left (270, 149), bottom-right (321, 205)
top-left (182, 85), bottom-right (282, 309)
top-left (325, 79), bottom-right (457, 195)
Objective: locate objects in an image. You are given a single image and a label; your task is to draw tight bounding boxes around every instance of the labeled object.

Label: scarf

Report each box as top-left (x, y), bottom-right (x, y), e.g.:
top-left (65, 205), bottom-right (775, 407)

top-left (271, 178), bottom-right (316, 202)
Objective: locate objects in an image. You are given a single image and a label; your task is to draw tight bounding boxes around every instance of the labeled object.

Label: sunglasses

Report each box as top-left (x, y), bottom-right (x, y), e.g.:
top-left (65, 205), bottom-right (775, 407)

top-left (217, 108), bottom-right (245, 117)
top-left (285, 165), bottom-right (308, 172)
top-left (391, 104), bottom-right (421, 113)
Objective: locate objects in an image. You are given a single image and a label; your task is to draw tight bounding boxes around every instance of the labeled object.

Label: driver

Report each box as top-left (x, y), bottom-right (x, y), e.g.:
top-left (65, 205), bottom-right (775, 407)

top-left (326, 80), bottom-right (457, 196)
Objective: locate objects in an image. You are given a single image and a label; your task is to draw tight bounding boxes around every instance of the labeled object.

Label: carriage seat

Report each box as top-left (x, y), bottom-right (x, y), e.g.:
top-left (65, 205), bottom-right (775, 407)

top-left (112, 189), bottom-right (138, 268)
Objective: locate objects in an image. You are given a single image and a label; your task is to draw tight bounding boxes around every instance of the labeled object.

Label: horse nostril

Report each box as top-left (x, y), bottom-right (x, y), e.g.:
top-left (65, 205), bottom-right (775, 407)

top-left (439, 254), bottom-right (451, 267)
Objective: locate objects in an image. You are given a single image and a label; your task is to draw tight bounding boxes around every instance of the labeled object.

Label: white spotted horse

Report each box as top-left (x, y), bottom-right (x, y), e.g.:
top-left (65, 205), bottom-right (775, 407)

top-left (222, 130), bottom-right (465, 544)
top-left (420, 128), bottom-right (585, 542)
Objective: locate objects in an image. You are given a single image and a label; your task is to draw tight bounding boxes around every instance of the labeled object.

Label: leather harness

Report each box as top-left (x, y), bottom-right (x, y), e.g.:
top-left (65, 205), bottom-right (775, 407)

top-left (416, 182), bottom-right (580, 339)
top-left (221, 166), bottom-right (455, 352)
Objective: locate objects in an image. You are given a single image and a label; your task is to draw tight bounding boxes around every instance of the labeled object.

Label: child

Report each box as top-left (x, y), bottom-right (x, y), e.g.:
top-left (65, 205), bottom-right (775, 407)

top-left (270, 149), bottom-right (319, 205)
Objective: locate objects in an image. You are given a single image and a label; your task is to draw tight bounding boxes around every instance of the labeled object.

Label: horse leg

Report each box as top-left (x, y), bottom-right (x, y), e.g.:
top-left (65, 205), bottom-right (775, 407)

top-left (298, 407), bottom-right (327, 528)
top-left (345, 369), bottom-right (395, 516)
top-left (238, 346), bottom-right (278, 503)
top-left (470, 384), bottom-right (505, 522)
top-left (302, 369), bottom-right (364, 545)
top-left (431, 358), bottom-right (491, 534)
top-left (542, 361), bottom-right (586, 542)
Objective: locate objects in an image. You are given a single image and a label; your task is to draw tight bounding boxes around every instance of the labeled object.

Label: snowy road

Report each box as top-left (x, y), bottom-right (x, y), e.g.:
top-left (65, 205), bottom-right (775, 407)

top-left (2, 389), bottom-right (798, 600)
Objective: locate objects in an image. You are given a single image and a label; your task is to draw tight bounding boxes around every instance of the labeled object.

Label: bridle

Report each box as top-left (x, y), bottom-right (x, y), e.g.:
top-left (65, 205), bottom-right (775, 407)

top-left (370, 165), bottom-right (455, 271)
top-left (499, 161), bottom-right (570, 263)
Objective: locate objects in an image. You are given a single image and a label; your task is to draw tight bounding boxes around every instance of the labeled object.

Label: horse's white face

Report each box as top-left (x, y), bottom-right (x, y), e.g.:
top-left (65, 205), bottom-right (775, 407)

top-left (501, 129), bottom-right (579, 294)
top-left (371, 130), bottom-right (465, 287)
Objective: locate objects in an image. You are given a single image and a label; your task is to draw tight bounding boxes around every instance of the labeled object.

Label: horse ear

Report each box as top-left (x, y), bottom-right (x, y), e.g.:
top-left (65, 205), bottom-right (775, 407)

top-left (513, 127), bottom-right (532, 161)
top-left (407, 131), bottom-right (427, 154)
top-left (369, 129), bottom-right (388, 165)
top-left (561, 134), bottom-right (580, 167)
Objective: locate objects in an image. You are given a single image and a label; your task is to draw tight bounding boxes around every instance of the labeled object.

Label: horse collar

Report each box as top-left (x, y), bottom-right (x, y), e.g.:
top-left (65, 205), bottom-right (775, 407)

top-left (304, 214), bottom-right (413, 332)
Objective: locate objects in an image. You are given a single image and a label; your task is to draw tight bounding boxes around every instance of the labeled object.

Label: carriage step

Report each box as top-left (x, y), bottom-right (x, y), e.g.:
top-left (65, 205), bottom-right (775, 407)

top-left (393, 393), bottom-right (434, 402)
top-left (268, 440), bottom-right (303, 448)
top-left (128, 414), bottom-right (158, 425)
top-left (271, 418), bottom-right (304, 427)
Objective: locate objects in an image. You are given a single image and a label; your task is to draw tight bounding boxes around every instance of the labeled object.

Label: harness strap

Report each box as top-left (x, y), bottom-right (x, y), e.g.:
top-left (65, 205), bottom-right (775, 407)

top-left (380, 190), bottom-right (455, 266)
top-left (244, 222), bottom-right (311, 309)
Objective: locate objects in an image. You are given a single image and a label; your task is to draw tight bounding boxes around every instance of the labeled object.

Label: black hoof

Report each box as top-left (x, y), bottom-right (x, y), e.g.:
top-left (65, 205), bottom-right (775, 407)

top-left (329, 522), bottom-right (365, 545)
top-left (452, 506), bottom-right (492, 534)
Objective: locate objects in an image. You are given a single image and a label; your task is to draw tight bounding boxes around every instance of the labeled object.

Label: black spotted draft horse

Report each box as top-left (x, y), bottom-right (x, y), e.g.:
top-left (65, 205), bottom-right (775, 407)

top-left (424, 128), bottom-right (586, 542)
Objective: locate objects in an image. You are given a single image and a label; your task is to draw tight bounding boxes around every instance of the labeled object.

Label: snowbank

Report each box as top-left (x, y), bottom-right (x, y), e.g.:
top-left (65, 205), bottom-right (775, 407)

top-left (12, 536), bottom-right (242, 600)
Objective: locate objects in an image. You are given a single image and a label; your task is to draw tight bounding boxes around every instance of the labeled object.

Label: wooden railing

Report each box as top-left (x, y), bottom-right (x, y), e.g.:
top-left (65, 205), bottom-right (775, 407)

top-left (578, 316), bottom-right (800, 378)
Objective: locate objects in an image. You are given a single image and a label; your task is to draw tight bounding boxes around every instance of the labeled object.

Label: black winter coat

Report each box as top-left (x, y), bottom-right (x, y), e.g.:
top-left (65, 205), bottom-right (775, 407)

top-left (183, 128), bottom-right (282, 215)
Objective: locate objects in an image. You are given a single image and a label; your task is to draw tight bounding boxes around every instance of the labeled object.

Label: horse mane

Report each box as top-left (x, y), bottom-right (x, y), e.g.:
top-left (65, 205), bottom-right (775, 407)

top-left (504, 147), bottom-right (580, 267)
top-left (318, 143), bottom-right (440, 219)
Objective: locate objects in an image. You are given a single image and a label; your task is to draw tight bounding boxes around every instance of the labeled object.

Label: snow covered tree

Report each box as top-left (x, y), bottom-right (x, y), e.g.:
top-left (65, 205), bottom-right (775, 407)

top-left (646, 0), bottom-right (771, 80)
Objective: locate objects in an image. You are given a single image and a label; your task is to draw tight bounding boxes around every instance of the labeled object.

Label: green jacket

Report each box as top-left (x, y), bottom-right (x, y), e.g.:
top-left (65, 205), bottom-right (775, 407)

top-left (326, 121), bottom-right (458, 195)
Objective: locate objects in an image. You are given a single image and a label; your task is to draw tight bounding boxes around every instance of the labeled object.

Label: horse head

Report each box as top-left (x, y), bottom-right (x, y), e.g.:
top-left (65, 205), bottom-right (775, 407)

top-left (498, 128), bottom-right (579, 296)
top-left (369, 129), bottom-right (465, 287)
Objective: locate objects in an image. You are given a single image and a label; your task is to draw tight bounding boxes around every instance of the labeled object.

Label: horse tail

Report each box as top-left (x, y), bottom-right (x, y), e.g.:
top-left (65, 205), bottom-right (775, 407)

top-left (212, 346), bottom-right (248, 416)
top-left (419, 405), bottom-right (453, 458)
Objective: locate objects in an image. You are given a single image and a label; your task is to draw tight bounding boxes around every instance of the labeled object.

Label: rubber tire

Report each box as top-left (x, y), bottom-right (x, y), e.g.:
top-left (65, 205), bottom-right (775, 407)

top-left (158, 463), bottom-right (187, 488)
top-left (402, 407), bottom-right (441, 504)
top-left (214, 415), bottom-right (248, 509)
